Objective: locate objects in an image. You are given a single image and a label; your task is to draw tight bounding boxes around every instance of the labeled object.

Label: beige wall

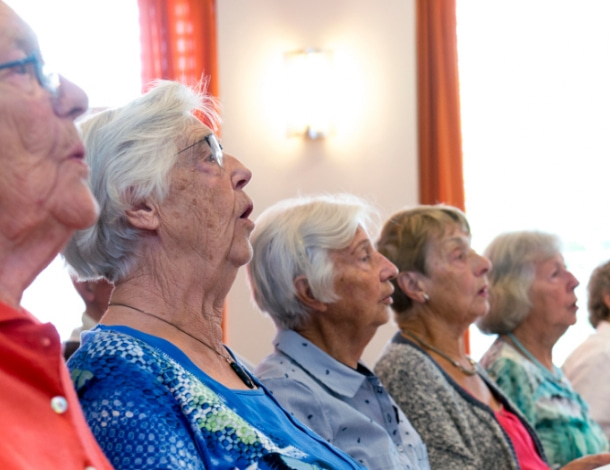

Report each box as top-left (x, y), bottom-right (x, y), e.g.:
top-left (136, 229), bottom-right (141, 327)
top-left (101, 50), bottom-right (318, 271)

top-left (217, 0), bottom-right (418, 367)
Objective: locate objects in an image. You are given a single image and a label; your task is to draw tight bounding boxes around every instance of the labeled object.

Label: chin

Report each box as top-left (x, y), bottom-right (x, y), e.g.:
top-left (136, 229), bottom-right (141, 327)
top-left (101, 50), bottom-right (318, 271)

top-left (61, 192), bottom-right (100, 230)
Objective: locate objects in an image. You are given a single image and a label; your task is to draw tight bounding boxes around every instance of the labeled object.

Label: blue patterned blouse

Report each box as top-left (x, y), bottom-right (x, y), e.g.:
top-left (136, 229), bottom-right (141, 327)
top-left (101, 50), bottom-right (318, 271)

top-left (68, 325), bottom-right (365, 470)
top-left (480, 336), bottom-right (609, 469)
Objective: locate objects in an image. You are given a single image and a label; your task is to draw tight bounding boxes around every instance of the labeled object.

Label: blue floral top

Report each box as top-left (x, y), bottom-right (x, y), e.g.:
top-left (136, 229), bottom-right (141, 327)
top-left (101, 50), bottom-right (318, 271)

top-left (68, 325), bottom-right (364, 470)
top-left (480, 336), bottom-right (608, 469)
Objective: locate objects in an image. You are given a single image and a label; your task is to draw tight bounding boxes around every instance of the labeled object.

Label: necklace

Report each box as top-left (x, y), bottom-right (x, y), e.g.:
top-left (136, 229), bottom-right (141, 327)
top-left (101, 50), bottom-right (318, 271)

top-left (108, 302), bottom-right (254, 389)
top-left (401, 329), bottom-right (477, 376)
top-left (505, 333), bottom-right (566, 385)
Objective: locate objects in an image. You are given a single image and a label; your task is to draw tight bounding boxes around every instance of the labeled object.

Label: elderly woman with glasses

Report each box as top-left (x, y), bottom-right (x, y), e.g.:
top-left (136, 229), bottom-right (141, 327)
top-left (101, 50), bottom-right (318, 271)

top-left (64, 81), bottom-right (365, 470)
top-left (0, 2), bottom-right (112, 467)
top-left (478, 231), bottom-right (608, 469)
top-left (247, 194), bottom-right (430, 470)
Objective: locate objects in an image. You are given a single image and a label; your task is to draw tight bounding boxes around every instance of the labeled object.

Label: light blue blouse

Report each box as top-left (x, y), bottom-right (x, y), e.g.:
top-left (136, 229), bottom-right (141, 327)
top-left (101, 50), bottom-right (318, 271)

top-left (255, 329), bottom-right (430, 470)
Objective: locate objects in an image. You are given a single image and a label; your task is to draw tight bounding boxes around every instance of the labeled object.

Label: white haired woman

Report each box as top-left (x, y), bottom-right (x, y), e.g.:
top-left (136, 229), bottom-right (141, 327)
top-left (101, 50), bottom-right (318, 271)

top-left (564, 259), bottom-right (610, 441)
top-left (247, 194), bottom-right (430, 470)
top-left (374, 206), bottom-right (610, 470)
top-left (478, 231), bottom-right (608, 469)
top-left (64, 81), bottom-right (364, 470)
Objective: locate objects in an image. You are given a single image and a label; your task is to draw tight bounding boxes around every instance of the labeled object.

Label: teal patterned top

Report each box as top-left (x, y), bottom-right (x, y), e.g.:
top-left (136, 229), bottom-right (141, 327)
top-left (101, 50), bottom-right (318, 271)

top-left (480, 336), bottom-right (608, 469)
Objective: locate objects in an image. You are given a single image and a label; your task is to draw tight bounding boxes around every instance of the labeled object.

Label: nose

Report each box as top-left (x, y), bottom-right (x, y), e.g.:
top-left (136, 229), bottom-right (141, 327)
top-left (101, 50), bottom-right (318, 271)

top-left (228, 154), bottom-right (252, 189)
top-left (379, 253), bottom-right (399, 282)
top-left (567, 269), bottom-right (579, 290)
top-left (52, 75), bottom-right (89, 120)
top-left (475, 252), bottom-right (492, 276)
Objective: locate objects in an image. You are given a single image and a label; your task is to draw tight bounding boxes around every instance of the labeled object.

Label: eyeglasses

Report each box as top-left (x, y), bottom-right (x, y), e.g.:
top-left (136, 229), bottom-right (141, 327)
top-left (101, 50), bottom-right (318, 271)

top-left (0, 52), bottom-right (60, 95)
top-left (178, 133), bottom-right (224, 167)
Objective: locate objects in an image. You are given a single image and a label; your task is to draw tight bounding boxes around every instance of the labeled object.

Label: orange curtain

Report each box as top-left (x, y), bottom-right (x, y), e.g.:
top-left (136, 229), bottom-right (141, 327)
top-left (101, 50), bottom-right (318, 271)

top-left (416, 0), bottom-right (469, 351)
top-left (416, 0), bottom-right (464, 210)
top-left (137, 0), bottom-right (218, 98)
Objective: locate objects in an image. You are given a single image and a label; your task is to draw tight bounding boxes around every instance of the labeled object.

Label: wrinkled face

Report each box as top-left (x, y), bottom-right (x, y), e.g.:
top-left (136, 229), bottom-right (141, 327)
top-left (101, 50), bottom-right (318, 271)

top-left (326, 227), bottom-right (398, 330)
top-left (529, 253), bottom-right (579, 331)
top-left (159, 124), bottom-right (254, 269)
top-left (0, 3), bottom-right (97, 243)
top-left (422, 225), bottom-right (491, 324)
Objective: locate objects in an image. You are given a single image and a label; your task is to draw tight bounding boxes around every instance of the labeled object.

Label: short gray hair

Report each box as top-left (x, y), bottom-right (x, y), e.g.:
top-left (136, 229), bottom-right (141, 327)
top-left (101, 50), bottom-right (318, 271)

top-left (476, 231), bottom-right (561, 334)
top-left (63, 80), bottom-right (220, 282)
top-left (587, 260), bottom-right (610, 328)
top-left (247, 193), bottom-right (377, 330)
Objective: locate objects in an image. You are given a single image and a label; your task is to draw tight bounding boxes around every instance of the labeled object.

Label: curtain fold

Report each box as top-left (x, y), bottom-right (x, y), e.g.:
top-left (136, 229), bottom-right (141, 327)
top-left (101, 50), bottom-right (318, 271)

top-left (138, 0), bottom-right (218, 97)
top-left (416, 0), bottom-right (464, 210)
top-left (417, 0), bottom-right (469, 351)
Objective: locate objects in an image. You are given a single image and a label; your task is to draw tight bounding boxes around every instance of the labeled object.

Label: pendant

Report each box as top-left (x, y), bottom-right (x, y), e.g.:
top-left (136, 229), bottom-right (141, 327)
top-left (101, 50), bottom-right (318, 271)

top-left (231, 361), bottom-right (255, 389)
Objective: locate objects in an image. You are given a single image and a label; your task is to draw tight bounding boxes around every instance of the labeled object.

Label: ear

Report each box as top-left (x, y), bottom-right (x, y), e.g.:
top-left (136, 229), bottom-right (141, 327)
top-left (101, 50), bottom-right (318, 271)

top-left (72, 280), bottom-right (95, 303)
top-left (125, 200), bottom-right (160, 231)
top-left (396, 271), bottom-right (428, 304)
top-left (294, 276), bottom-right (328, 313)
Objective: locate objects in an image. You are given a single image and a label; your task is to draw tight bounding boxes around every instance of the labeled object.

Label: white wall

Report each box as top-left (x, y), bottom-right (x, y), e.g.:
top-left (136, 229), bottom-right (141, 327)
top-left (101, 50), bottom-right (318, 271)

top-left (217, 0), bottom-right (418, 366)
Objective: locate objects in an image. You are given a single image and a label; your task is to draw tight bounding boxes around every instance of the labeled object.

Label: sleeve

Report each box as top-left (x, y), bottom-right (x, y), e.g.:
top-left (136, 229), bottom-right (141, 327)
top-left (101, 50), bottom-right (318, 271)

top-left (374, 346), bottom-right (482, 470)
top-left (260, 377), bottom-right (334, 443)
top-left (71, 357), bottom-right (206, 470)
top-left (485, 357), bottom-right (538, 425)
top-left (564, 348), bottom-right (610, 439)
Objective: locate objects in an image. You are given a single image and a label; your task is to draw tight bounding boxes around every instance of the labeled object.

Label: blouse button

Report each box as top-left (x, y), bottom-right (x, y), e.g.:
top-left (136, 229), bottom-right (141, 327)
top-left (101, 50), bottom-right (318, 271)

top-left (40, 337), bottom-right (51, 347)
top-left (50, 396), bottom-right (68, 414)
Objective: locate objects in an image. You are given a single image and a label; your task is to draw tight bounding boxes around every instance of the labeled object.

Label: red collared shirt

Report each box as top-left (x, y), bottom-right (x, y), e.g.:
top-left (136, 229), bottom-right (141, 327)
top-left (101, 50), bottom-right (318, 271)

top-left (0, 300), bottom-right (113, 469)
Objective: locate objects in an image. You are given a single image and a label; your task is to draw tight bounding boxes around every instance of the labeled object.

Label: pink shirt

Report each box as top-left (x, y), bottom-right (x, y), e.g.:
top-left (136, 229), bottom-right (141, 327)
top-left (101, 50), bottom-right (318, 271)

top-left (495, 406), bottom-right (549, 470)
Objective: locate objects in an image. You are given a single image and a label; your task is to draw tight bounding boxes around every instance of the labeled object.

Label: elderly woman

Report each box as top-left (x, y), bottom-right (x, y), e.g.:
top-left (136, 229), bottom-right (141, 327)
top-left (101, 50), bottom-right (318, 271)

top-left (64, 81), bottom-right (363, 470)
top-left (247, 194), bottom-right (430, 470)
top-left (563, 260), bottom-right (610, 441)
top-left (478, 231), bottom-right (609, 468)
top-left (374, 206), bottom-right (610, 470)
top-left (0, 2), bottom-right (112, 467)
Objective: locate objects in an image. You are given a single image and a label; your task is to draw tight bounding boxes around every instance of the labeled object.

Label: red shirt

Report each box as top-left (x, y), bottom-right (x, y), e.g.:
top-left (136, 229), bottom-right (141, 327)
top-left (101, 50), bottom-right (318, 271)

top-left (495, 406), bottom-right (549, 470)
top-left (0, 300), bottom-right (113, 469)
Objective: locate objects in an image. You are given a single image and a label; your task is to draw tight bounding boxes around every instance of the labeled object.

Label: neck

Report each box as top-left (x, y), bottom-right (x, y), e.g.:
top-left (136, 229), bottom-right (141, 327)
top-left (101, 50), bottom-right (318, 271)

top-left (505, 328), bottom-right (554, 371)
top-left (296, 321), bottom-right (373, 369)
top-left (0, 228), bottom-right (70, 309)
top-left (397, 314), bottom-right (468, 358)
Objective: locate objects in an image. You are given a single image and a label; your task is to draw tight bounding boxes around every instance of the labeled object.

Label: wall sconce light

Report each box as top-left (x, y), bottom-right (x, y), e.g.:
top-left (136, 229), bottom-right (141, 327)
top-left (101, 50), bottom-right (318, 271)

top-left (284, 48), bottom-right (333, 139)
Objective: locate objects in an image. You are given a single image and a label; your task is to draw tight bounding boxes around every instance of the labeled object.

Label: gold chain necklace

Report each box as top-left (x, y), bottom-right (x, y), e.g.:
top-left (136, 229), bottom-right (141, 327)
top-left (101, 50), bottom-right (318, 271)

top-left (401, 329), bottom-right (477, 377)
top-left (108, 302), bottom-right (254, 388)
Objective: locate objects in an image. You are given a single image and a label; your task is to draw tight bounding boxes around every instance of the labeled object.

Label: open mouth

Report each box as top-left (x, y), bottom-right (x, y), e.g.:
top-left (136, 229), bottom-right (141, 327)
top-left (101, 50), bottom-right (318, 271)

top-left (240, 203), bottom-right (253, 219)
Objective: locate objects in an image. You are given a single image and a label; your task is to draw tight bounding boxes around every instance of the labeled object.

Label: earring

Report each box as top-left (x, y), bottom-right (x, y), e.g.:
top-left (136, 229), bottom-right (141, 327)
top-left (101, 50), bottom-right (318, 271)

top-left (422, 293), bottom-right (430, 301)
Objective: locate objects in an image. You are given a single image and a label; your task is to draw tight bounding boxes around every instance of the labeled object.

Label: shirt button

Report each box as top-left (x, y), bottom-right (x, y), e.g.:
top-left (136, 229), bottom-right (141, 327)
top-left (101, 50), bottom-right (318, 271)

top-left (40, 337), bottom-right (51, 347)
top-left (50, 396), bottom-right (68, 414)
top-left (397, 445), bottom-right (404, 452)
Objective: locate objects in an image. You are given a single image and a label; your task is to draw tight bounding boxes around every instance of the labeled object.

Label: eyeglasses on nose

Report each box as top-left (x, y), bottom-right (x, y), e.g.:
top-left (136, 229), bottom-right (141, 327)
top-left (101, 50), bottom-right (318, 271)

top-left (0, 52), bottom-right (60, 95)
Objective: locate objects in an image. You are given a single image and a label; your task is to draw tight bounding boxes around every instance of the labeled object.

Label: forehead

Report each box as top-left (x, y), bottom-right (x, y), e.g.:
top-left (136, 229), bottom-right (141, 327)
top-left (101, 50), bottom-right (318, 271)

top-left (0, 3), bottom-right (39, 59)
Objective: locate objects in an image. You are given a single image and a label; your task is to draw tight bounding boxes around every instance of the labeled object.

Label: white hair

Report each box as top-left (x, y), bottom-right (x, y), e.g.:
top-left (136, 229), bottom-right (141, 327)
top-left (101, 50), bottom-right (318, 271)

top-left (63, 80), bottom-right (220, 282)
top-left (247, 193), bottom-right (377, 330)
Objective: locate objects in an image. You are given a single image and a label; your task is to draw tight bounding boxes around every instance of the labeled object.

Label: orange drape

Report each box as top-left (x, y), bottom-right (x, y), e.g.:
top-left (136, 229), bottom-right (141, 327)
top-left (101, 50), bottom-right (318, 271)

top-left (416, 0), bottom-right (469, 351)
top-left (416, 0), bottom-right (464, 210)
top-left (137, 0), bottom-right (218, 98)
